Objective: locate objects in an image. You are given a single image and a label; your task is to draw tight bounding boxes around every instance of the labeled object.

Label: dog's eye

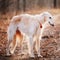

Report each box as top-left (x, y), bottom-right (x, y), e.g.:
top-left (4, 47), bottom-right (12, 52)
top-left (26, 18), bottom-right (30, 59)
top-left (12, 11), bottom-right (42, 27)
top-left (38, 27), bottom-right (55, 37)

top-left (49, 17), bottom-right (51, 19)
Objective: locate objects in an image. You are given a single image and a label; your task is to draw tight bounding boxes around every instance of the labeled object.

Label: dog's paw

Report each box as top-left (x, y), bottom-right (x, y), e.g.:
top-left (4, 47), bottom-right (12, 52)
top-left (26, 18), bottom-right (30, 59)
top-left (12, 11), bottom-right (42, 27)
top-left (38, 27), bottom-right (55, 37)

top-left (29, 54), bottom-right (35, 58)
top-left (38, 54), bottom-right (43, 57)
top-left (6, 52), bottom-right (12, 57)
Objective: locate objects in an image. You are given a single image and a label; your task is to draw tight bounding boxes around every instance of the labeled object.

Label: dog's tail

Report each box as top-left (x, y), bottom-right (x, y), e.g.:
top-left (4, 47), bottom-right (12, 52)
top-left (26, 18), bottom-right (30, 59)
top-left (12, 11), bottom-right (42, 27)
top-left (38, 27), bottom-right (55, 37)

top-left (7, 15), bottom-right (22, 41)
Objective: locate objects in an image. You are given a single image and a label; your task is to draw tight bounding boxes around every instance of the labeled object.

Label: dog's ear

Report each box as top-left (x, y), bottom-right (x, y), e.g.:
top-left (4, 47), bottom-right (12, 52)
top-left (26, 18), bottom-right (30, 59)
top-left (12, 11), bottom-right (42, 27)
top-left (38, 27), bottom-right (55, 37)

top-left (44, 16), bottom-right (46, 22)
top-left (40, 23), bottom-right (42, 28)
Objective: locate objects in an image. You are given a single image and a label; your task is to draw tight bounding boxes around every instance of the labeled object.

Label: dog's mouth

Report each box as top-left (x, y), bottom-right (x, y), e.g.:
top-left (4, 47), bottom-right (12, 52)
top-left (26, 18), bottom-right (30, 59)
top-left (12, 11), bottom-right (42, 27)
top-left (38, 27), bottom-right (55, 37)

top-left (49, 22), bottom-right (54, 26)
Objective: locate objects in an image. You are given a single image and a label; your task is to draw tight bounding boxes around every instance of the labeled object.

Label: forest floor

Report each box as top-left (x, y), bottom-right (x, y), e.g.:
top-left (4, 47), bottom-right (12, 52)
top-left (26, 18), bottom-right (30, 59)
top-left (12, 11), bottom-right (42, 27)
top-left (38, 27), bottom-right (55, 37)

top-left (0, 9), bottom-right (60, 60)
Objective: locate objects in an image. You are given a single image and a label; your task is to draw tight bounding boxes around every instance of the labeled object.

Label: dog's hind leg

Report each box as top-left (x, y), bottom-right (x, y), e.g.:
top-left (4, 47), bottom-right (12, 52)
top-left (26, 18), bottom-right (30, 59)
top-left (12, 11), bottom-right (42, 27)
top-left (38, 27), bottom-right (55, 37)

top-left (6, 39), bottom-right (12, 56)
top-left (9, 35), bottom-right (17, 54)
top-left (10, 29), bottom-right (23, 55)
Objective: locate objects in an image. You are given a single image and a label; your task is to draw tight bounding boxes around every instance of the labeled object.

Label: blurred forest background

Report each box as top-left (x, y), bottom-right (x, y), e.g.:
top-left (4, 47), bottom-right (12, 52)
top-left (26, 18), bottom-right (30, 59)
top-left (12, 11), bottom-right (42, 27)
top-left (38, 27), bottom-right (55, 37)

top-left (0, 0), bottom-right (60, 14)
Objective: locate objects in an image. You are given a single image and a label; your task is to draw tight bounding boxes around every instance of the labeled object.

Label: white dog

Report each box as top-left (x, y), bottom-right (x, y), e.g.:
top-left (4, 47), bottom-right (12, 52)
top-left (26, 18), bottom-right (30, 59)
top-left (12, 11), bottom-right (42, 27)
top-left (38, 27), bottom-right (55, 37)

top-left (7, 12), bottom-right (54, 57)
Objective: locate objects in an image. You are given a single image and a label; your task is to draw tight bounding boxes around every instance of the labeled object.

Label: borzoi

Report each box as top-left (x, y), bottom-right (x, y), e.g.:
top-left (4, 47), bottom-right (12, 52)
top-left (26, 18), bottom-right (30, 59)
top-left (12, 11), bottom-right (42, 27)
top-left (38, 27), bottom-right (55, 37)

top-left (7, 12), bottom-right (54, 57)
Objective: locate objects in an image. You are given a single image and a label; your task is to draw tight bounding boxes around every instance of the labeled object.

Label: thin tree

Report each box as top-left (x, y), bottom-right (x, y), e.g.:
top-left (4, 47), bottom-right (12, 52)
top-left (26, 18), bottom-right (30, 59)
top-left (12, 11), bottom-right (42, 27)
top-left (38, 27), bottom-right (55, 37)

top-left (54, 0), bottom-right (56, 8)
top-left (23, 0), bottom-right (26, 12)
top-left (0, 0), bottom-right (9, 14)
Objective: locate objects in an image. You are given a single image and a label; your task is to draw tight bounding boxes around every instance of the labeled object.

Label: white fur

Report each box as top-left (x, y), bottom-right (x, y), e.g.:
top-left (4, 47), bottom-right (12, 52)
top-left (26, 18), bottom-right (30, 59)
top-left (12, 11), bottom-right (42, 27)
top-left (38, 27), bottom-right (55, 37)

top-left (7, 12), bottom-right (54, 57)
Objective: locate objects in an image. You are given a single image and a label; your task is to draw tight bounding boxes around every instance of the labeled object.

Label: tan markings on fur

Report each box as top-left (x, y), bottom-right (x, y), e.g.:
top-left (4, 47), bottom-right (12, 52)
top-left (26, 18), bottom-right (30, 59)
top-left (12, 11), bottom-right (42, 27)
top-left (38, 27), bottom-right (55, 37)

top-left (14, 18), bottom-right (21, 24)
top-left (16, 29), bottom-right (23, 47)
top-left (16, 29), bottom-right (23, 41)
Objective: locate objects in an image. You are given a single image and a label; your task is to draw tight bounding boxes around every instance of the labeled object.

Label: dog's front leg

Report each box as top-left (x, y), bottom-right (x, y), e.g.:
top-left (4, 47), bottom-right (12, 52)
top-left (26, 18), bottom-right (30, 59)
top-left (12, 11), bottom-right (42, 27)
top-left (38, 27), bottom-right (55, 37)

top-left (37, 39), bottom-right (43, 57)
top-left (34, 36), bottom-right (42, 57)
top-left (27, 36), bottom-right (35, 58)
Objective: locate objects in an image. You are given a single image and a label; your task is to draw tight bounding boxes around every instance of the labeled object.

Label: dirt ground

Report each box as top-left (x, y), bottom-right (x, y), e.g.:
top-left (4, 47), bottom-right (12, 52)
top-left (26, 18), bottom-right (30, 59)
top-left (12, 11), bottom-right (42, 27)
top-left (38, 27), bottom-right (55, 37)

top-left (0, 9), bottom-right (60, 60)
